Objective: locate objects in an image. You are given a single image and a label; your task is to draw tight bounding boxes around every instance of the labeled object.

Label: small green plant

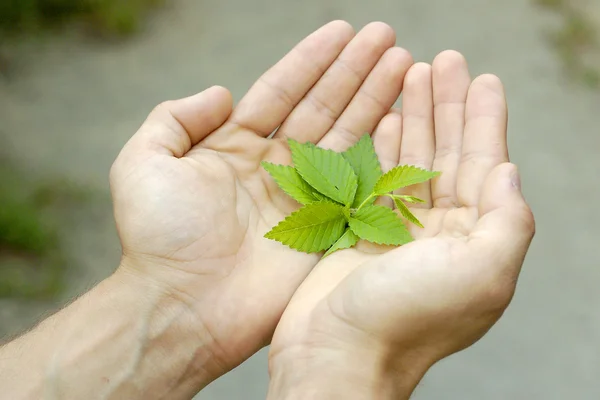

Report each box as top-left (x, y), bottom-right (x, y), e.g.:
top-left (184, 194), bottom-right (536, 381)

top-left (262, 135), bottom-right (439, 257)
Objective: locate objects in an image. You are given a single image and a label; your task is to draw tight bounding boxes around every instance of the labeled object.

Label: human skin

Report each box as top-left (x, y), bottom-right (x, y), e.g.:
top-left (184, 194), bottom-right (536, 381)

top-left (267, 51), bottom-right (535, 400)
top-left (0, 22), bottom-right (535, 400)
top-left (0, 21), bottom-right (417, 399)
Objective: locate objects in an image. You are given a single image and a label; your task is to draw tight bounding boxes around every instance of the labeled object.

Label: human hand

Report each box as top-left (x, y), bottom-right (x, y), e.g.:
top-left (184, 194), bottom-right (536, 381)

top-left (109, 21), bottom-right (414, 384)
top-left (268, 51), bottom-right (535, 399)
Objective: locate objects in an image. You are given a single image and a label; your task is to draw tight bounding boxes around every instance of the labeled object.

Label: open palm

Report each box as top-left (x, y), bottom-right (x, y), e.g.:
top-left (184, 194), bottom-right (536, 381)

top-left (269, 51), bottom-right (535, 378)
top-left (109, 21), bottom-right (414, 377)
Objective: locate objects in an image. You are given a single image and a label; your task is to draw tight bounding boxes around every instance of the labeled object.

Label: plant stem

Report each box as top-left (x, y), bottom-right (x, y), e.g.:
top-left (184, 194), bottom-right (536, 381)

top-left (355, 193), bottom-right (377, 212)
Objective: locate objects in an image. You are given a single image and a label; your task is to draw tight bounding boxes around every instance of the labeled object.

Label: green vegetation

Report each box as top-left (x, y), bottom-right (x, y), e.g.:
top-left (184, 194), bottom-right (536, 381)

top-left (0, 0), bottom-right (163, 37)
top-left (262, 135), bottom-right (439, 256)
top-left (0, 0), bottom-right (159, 299)
top-left (0, 162), bottom-right (91, 299)
top-left (535, 0), bottom-right (600, 89)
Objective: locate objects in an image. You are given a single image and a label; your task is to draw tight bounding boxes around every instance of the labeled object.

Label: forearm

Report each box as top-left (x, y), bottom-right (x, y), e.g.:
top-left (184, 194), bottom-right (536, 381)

top-left (267, 343), bottom-right (429, 400)
top-left (0, 267), bottom-right (219, 400)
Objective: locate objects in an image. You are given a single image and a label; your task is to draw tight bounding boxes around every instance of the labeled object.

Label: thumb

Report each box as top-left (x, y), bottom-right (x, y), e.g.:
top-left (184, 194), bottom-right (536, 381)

top-left (469, 163), bottom-right (536, 276)
top-left (126, 85), bottom-right (233, 158)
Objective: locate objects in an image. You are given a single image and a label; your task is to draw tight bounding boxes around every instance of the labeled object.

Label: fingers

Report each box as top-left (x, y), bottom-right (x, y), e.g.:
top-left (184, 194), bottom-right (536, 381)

top-left (469, 163), bottom-right (535, 278)
top-left (372, 109), bottom-right (403, 207)
top-left (372, 109), bottom-right (403, 173)
top-left (397, 63), bottom-right (435, 208)
top-left (457, 74), bottom-right (509, 207)
top-left (275, 22), bottom-right (396, 143)
top-left (128, 86), bottom-right (233, 158)
top-left (318, 47), bottom-right (413, 152)
top-left (229, 21), bottom-right (355, 137)
top-left (431, 51), bottom-right (471, 209)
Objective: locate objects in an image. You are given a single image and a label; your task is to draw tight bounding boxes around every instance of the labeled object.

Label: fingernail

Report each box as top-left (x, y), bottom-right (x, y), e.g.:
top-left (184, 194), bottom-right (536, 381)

top-left (510, 168), bottom-right (521, 190)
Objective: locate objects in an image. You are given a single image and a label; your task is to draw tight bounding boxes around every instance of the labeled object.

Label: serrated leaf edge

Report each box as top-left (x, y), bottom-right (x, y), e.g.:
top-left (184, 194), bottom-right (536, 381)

top-left (348, 205), bottom-right (414, 246)
top-left (391, 195), bottom-right (424, 228)
top-left (323, 227), bottom-right (359, 258)
top-left (261, 161), bottom-right (322, 205)
top-left (373, 165), bottom-right (441, 195)
top-left (341, 134), bottom-right (383, 208)
top-left (287, 139), bottom-right (358, 206)
top-left (264, 201), bottom-right (347, 253)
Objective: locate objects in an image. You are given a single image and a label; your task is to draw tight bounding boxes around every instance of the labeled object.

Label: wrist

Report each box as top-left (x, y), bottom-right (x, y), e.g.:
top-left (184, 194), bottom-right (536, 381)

top-left (0, 264), bottom-right (224, 400)
top-left (268, 337), bottom-right (431, 400)
top-left (118, 254), bottom-right (256, 380)
top-left (109, 265), bottom-right (226, 391)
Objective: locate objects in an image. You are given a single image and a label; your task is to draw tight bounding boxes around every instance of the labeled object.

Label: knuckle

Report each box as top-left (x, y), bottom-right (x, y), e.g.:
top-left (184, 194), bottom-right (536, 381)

top-left (306, 92), bottom-right (337, 121)
top-left (150, 100), bottom-right (174, 119)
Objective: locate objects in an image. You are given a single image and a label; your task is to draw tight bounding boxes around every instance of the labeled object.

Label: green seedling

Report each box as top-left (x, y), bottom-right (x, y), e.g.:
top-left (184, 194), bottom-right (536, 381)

top-left (261, 135), bottom-right (440, 257)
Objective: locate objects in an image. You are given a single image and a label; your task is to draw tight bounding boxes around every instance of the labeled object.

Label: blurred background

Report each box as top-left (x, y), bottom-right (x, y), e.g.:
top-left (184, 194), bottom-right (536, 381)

top-left (1, 0), bottom-right (599, 398)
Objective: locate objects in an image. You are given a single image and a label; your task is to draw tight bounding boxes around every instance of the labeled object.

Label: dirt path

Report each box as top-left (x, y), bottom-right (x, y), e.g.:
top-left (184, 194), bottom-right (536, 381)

top-left (1, 0), bottom-right (599, 398)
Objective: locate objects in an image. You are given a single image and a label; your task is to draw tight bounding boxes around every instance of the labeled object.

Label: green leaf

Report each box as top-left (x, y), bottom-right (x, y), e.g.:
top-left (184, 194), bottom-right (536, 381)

top-left (323, 227), bottom-right (360, 258)
top-left (342, 134), bottom-right (382, 208)
top-left (288, 139), bottom-right (358, 206)
top-left (391, 196), bottom-right (424, 228)
top-left (348, 205), bottom-right (413, 245)
top-left (396, 195), bottom-right (425, 204)
top-left (261, 162), bottom-right (323, 205)
top-left (264, 201), bottom-right (347, 252)
top-left (373, 165), bottom-right (440, 195)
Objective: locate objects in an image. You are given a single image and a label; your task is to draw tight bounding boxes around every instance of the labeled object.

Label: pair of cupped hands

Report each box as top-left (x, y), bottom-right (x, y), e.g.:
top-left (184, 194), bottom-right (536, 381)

top-left (110, 21), bottom-right (535, 398)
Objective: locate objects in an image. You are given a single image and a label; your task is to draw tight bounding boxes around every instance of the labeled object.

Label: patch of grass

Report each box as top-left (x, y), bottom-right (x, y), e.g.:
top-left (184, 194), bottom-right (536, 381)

top-left (88, 0), bottom-right (164, 36)
top-left (536, 0), bottom-right (600, 89)
top-left (582, 67), bottom-right (600, 87)
top-left (0, 249), bottom-right (65, 299)
top-left (0, 0), bottom-right (163, 38)
top-left (0, 163), bottom-right (91, 299)
top-left (535, 0), bottom-right (563, 9)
